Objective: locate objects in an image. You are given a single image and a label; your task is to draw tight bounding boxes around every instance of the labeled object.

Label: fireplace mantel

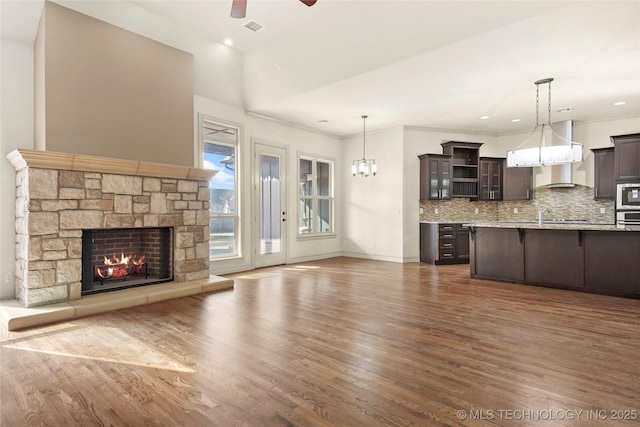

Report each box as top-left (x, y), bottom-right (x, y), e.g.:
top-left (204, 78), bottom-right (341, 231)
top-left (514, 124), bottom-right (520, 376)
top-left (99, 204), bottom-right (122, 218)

top-left (8, 149), bottom-right (218, 307)
top-left (7, 149), bottom-right (216, 181)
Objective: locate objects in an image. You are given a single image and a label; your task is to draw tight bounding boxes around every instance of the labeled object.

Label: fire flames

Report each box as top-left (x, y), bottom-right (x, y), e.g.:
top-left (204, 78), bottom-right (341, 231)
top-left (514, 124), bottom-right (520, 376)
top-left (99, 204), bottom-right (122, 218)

top-left (95, 253), bottom-right (146, 280)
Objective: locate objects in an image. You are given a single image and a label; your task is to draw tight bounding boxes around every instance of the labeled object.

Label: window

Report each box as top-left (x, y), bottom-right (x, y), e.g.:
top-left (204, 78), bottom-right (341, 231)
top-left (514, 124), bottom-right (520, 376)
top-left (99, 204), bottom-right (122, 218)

top-left (299, 156), bottom-right (334, 236)
top-left (201, 117), bottom-right (240, 259)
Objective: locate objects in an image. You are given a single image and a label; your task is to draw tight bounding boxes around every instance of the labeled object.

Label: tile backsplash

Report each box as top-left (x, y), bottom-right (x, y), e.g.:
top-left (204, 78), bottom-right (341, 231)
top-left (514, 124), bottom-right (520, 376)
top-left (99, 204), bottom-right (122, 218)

top-left (420, 185), bottom-right (614, 224)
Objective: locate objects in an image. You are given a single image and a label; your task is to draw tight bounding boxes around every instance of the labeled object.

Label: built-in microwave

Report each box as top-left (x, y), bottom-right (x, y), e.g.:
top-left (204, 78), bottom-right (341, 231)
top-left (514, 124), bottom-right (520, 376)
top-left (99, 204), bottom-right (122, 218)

top-left (617, 183), bottom-right (640, 210)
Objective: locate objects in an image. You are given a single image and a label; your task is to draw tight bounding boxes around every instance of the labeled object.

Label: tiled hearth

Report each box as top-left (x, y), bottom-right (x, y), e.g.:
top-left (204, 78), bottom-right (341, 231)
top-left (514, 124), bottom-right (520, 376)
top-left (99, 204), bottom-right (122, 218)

top-left (6, 149), bottom-right (231, 312)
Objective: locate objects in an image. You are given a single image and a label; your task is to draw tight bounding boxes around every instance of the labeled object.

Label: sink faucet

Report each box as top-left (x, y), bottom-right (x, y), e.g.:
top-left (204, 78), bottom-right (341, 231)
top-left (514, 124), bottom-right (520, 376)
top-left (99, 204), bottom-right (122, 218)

top-left (538, 207), bottom-right (551, 226)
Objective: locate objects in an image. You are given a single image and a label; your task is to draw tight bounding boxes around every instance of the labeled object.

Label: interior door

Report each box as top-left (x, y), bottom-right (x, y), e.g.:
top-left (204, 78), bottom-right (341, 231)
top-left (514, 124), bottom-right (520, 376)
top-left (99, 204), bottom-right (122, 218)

top-left (254, 143), bottom-right (287, 268)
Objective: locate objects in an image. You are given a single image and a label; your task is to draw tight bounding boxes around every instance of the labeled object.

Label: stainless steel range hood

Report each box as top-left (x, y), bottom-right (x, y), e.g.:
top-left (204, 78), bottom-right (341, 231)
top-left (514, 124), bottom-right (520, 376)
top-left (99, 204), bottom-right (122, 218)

top-left (547, 120), bottom-right (577, 188)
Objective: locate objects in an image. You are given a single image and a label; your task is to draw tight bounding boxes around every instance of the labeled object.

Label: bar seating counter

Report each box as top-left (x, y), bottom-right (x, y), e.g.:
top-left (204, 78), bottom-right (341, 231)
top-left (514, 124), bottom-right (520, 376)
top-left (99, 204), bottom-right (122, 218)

top-left (466, 222), bottom-right (640, 298)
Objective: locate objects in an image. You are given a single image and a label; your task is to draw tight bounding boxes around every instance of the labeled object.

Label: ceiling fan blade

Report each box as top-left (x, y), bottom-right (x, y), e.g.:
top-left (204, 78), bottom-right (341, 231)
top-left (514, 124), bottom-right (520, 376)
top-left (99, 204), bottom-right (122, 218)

top-left (300, 0), bottom-right (317, 6)
top-left (231, 0), bottom-right (247, 18)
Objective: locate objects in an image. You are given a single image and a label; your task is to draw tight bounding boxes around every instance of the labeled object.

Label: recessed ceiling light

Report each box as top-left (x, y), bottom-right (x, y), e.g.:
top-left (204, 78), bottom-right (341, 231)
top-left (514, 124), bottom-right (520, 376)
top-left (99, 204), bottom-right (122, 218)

top-left (556, 107), bottom-right (572, 113)
top-left (223, 39), bottom-right (233, 46)
top-left (318, 120), bottom-right (328, 123)
top-left (480, 115), bottom-right (490, 120)
top-left (614, 101), bottom-right (626, 106)
top-left (511, 118), bottom-right (521, 123)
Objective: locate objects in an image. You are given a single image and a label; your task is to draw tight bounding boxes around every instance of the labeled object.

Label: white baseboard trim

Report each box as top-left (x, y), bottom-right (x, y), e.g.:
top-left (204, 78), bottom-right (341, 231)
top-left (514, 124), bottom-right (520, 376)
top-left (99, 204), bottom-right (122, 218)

top-left (287, 252), bottom-right (343, 265)
top-left (211, 253), bottom-right (419, 276)
top-left (339, 252), bottom-right (405, 263)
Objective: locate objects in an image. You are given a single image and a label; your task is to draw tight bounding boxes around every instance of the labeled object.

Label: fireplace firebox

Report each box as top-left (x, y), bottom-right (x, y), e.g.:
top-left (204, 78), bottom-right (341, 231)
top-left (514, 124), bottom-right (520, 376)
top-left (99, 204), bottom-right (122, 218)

top-left (82, 227), bottom-right (173, 295)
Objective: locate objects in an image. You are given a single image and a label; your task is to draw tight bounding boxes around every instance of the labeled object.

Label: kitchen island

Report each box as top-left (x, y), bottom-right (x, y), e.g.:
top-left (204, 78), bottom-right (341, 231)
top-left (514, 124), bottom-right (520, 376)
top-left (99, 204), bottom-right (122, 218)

top-left (467, 222), bottom-right (640, 298)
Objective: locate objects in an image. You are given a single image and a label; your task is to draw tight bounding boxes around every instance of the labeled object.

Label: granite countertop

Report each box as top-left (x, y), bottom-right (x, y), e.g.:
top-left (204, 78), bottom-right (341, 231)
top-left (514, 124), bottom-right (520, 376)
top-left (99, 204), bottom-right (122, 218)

top-left (419, 221), bottom-right (460, 224)
top-left (463, 222), bottom-right (639, 232)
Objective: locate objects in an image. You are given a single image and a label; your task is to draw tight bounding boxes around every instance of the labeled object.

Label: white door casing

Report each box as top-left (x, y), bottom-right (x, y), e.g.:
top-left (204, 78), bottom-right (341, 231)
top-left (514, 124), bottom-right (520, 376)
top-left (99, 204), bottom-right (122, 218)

top-left (253, 142), bottom-right (287, 268)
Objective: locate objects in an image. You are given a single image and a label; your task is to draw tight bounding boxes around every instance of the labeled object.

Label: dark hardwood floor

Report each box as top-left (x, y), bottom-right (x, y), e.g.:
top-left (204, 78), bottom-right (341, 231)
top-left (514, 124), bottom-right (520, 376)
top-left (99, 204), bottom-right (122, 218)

top-left (1, 257), bottom-right (639, 426)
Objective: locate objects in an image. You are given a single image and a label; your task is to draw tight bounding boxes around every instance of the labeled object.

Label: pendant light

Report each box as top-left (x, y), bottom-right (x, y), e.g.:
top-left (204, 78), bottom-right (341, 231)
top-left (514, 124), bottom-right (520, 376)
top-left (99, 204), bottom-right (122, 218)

top-left (351, 115), bottom-right (377, 177)
top-left (506, 78), bottom-right (583, 167)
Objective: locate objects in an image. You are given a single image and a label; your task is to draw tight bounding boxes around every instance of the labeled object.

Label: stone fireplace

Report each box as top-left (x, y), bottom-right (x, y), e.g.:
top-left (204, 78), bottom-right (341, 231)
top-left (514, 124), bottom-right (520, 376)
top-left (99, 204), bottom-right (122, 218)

top-left (7, 149), bottom-right (217, 307)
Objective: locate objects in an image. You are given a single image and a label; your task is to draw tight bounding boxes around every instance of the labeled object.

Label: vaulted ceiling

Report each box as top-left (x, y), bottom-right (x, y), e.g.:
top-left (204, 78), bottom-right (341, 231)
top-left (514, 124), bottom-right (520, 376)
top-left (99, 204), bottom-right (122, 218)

top-left (3, 1), bottom-right (639, 137)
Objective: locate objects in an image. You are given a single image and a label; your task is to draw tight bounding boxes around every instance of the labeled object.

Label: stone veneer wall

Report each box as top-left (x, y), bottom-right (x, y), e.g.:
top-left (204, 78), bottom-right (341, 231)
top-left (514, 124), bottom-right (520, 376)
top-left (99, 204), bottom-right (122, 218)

top-left (420, 185), bottom-right (615, 224)
top-left (14, 167), bottom-right (211, 307)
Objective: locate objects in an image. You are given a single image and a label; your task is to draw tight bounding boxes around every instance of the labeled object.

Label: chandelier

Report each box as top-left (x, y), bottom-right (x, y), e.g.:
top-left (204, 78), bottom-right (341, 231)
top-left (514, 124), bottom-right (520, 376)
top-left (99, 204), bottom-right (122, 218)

top-left (352, 115), bottom-right (377, 177)
top-left (506, 78), bottom-right (582, 168)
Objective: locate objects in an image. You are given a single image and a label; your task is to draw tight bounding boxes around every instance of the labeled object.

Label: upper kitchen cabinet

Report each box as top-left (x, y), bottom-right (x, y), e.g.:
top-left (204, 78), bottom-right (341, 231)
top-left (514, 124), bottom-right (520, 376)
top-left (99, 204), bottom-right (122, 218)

top-left (591, 147), bottom-right (615, 199)
top-left (418, 154), bottom-right (452, 200)
top-left (504, 165), bottom-right (533, 201)
top-left (441, 141), bottom-right (483, 198)
top-left (479, 157), bottom-right (504, 201)
top-left (479, 157), bottom-right (533, 201)
top-left (612, 133), bottom-right (640, 182)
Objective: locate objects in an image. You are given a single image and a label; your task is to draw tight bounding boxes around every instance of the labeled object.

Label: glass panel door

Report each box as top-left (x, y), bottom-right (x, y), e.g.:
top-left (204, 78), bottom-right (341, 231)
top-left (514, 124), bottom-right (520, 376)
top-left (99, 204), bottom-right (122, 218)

top-left (429, 158), bottom-right (440, 199)
top-left (441, 158), bottom-right (451, 199)
top-left (260, 154), bottom-right (281, 255)
top-left (254, 143), bottom-right (287, 267)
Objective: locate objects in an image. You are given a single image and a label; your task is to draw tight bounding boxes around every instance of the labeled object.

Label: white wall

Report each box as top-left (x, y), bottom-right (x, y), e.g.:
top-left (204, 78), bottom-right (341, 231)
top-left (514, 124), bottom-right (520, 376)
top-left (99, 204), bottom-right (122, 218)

top-left (1, 39), bottom-right (36, 299)
top-left (342, 126), bottom-right (405, 262)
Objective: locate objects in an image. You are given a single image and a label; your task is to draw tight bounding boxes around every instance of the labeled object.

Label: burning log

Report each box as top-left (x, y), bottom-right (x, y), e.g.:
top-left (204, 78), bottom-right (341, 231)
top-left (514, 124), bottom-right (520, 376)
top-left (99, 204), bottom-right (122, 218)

top-left (94, 253), bottom-right (147, 282)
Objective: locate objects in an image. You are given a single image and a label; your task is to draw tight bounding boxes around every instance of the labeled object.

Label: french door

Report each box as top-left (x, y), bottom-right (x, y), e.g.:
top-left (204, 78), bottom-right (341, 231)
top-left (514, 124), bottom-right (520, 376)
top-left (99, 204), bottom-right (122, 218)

top-left (253, 143), bottom-right (287, 268)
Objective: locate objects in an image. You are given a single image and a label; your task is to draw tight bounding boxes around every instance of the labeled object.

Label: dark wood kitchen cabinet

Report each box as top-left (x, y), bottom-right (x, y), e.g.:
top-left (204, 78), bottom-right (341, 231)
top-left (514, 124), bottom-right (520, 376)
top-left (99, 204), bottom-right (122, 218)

top-left (503, 165), bottom-right (533, 201)
top-left (419, 143), bottom-right (531, 201)
top-left (418, 154), bottom-right (452, 200)
top-left (591, 147), bottom-right (615, 199)
top-left (470, 225), bottom-right (640, 298)
top-left (479, 157), bottom-right (532, 201)
top-left (441, 141), bottom-right (482, 198)
top-left (523, 230), bottom-right (583, 288)
top-left (583, 231), bottom-right (640, 295)
top-left (469, 227), bottom-right (521, 281)
top-left (479, 157), bottom-right (503, 201)
top-left (612, 133), bottom-right (640, 182)
top-left (420, 223), bottom-right (469, 264)
top-left (455, 225), bottom-right (471, 261)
